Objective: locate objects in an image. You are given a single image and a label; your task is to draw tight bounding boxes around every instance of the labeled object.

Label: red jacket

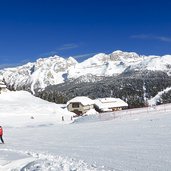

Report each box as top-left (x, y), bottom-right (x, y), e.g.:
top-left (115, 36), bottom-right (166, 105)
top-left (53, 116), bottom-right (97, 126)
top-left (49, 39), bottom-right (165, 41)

top-left (0, 127), bottom-right (3, 136)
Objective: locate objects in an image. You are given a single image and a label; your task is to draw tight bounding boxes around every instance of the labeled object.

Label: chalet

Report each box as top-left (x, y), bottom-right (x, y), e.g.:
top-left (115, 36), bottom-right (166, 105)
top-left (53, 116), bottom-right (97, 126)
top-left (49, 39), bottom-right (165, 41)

top-left (67, 96), bottom-right (94, 116)
top-left (94, 97), bottom-right (128, 112)
top-left (0, 76), bottom-right (7, 93)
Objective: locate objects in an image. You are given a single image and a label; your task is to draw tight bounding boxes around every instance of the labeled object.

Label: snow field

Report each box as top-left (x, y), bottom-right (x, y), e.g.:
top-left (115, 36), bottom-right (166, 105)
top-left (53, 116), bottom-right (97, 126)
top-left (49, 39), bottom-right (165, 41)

top-left (0, 149), bottom-right (102, 171)
top-left (0, 91), bottom-right (74, 127)
top-left (1, 91), bottom-right (171, 170)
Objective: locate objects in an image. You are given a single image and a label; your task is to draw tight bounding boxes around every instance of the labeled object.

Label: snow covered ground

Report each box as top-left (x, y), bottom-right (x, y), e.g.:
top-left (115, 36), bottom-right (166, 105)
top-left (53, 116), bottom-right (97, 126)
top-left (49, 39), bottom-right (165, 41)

top-left (0, 91), bottom-right (171, 170)
top-left (0, 91), bottom-right (74, 127)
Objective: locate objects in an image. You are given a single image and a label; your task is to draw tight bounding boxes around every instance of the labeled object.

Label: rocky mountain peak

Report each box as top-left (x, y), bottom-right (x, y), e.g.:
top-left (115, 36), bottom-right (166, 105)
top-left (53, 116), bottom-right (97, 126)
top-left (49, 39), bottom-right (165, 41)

top-left (0, 50), bottom-right (171, 93)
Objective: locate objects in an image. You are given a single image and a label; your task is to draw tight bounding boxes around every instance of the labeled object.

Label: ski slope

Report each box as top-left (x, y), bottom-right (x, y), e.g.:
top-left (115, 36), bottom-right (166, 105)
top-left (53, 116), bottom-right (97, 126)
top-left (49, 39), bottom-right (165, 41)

top-left (0, 91), bottom-right (171, 170)
top-left (0, 91), bottom-right (74, 127)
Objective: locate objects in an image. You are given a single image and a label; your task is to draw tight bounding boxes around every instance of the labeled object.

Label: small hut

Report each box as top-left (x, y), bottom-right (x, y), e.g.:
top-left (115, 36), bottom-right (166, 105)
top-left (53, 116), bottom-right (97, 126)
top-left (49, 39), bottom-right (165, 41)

top-left (67, 96), bottom-right (94, 116)
top-left (0, 76), bottom-right (7, 93)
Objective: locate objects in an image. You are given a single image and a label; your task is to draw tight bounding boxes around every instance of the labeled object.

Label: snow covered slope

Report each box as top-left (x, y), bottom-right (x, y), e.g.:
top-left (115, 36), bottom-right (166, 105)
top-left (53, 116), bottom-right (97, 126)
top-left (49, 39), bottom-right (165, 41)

top-left (0, 101), bottom-right (171, 170)
top-left (0, 91), bottom-right (74, 127)
top-left (1, 50), bottom-right (171, 93)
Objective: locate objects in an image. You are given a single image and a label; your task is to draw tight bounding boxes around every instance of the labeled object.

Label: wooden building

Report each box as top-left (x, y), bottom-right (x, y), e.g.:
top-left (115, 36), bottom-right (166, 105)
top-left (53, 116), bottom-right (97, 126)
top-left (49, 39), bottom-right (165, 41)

top-left (67, 96), bottom-right (94, 116)
top-left (0, 76), bottom-right (7, 93)
top-left (94, 97), bottom-right (128, 112)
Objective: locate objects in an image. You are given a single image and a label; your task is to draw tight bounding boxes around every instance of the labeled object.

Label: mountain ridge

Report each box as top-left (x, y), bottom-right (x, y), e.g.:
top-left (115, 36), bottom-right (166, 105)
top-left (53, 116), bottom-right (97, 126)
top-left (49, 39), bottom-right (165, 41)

top-left (0, 50), bottom-right (171, 94)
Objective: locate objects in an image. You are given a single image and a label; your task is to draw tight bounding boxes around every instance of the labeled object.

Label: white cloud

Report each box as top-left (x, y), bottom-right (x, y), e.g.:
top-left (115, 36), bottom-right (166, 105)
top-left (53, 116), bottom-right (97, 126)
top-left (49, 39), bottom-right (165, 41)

top-left (39, 43), bottom-right (79, 57)
top-left (0, 59), bottom-right (30, 69)
top-left (0, 63), bottom-right (19, 69)
top-left (57, 43), bottom-right (78, 51)
top-left (73, 52), bottom-right (97, 59)
top-left (156, 36), bottom-right (171, 42)
top-left (130, 34), bottom-right (171, 42)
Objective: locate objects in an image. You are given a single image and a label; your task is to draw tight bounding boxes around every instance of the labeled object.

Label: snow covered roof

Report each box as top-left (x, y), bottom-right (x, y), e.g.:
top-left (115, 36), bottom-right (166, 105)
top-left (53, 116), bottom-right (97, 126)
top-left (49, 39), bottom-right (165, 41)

top-left (0, 84), bottom-right (7, 88)
top-left (0, 81), bottom-right (6, 88)
top-left (0, 75), bottom-right (3, 80)
top-left (94, 97), bottom-right (128, 109)
top-left (67, 96), bottom-right (94, 106)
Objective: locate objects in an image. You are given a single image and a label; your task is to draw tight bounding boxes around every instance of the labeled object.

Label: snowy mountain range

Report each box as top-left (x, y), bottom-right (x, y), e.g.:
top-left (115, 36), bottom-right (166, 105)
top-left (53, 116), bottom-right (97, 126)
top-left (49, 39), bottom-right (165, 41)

top-left (1, 50), bottom-right (171, 93)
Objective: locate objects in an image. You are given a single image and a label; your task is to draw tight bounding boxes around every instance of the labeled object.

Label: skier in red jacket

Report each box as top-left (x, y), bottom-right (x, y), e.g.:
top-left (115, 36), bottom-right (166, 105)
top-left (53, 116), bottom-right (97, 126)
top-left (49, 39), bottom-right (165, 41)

top-left (0, 126), bottom-right (4, 144)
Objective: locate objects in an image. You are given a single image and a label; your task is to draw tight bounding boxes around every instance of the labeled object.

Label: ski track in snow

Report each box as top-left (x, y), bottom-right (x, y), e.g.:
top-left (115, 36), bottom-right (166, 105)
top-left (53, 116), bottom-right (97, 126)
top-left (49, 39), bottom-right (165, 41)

top-left (148, 87), bottom-right (171, 106)
top-left (0, 149), bottom-right (111, 171)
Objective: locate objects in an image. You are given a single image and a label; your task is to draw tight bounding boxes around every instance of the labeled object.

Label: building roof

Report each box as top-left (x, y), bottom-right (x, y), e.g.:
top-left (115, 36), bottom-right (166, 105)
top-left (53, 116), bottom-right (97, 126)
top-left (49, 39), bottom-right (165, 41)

top-left (94, 97), bottom-right (128, 110)
top-left (0, 81), bottom-right (6, 88)
top-left (0, 84), bottom-right (7, 88)
top-left (0, 75), bottom-right (3, 81)
top-left (67, 96), bottom-right (94, 106)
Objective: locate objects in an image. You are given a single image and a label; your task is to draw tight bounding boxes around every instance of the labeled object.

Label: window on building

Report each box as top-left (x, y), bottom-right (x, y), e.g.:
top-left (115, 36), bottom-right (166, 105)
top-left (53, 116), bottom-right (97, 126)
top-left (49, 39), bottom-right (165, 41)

top-left (72, 103), bottom-right (79, 108)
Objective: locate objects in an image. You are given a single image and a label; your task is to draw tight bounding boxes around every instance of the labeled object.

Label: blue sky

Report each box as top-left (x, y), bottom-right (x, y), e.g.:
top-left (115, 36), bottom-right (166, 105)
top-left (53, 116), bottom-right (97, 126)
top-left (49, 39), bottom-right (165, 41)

top-left (0, 0), bottom-right (171, 67)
